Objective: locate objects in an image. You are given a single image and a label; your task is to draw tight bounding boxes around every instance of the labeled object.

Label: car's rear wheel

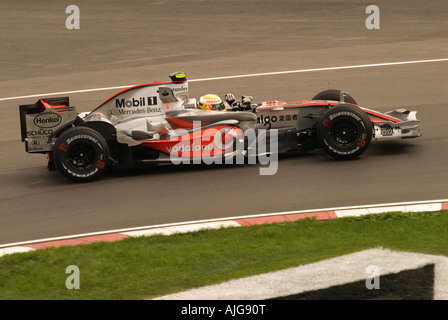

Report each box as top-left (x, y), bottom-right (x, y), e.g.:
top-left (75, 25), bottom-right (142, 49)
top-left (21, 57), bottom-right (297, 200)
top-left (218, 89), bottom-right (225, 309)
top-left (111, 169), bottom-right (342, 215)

top-left (317, 104), bottom-right (372, 160)
top-left (312, 89), bottom-right (357, 105)
top-left (53, 126), bottom-right (109, 182)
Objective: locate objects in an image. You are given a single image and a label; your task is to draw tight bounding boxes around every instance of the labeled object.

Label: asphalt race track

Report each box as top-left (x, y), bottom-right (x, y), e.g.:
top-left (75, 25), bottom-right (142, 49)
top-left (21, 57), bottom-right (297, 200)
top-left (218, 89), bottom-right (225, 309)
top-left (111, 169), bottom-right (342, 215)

top-left (0, 0), bottom-right (447, 245)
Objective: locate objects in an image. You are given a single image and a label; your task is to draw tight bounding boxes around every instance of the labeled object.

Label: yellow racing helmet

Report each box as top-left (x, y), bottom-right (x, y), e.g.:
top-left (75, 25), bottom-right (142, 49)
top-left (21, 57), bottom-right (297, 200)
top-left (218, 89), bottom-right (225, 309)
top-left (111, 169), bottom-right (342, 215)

top-left (197, 94), bottom-right (226, 111)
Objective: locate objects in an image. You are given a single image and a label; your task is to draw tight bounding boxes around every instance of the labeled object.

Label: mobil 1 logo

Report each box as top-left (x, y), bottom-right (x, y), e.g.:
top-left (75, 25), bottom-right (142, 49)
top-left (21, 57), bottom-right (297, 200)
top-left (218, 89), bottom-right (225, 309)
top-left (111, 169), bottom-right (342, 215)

top-left (115, 96), bottom-right (158, 108)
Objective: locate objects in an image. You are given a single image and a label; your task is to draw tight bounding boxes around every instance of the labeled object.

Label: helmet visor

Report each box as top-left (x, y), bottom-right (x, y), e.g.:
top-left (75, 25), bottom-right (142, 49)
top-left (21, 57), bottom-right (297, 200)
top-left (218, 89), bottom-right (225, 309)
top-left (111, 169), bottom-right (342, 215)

top-left (210, 102), bottom-right (226, 111)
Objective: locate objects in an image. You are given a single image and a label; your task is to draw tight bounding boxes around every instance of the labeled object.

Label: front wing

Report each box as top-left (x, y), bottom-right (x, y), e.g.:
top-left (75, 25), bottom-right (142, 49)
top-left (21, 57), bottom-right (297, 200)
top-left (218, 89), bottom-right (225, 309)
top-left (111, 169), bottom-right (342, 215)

top-left (360, 107), bottom-right (421, 140)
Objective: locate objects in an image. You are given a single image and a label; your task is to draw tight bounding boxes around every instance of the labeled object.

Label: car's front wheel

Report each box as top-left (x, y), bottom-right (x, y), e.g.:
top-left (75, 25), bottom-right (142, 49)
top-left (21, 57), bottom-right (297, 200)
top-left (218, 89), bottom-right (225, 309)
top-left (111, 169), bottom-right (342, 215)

top-left (317, 105), bottom-right (372, 160)
top-left (53, 126), bottom-right (109, 182)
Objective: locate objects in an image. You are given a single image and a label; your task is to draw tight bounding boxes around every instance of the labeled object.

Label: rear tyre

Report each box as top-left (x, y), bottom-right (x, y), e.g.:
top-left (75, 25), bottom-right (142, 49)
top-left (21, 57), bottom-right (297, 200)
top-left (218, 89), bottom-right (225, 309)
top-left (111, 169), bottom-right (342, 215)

top-left (53, 127), bottom-right (109, 182)
top-left (317, 105), bottom-right (372, 160)
top-left (312, 89), bottom-right (357, 105)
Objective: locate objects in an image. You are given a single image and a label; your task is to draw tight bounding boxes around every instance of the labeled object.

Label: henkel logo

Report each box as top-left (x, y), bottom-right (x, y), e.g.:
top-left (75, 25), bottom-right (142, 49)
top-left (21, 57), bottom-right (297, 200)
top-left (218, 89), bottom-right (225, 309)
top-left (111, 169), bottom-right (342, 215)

top-left (34, 113), bottom-right (62, 128)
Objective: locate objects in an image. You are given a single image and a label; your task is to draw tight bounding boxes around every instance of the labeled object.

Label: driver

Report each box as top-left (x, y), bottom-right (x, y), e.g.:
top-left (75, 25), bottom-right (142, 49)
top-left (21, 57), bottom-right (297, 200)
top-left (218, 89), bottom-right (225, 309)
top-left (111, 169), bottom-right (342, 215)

top-left (197, 93), bottom-right (254, 112)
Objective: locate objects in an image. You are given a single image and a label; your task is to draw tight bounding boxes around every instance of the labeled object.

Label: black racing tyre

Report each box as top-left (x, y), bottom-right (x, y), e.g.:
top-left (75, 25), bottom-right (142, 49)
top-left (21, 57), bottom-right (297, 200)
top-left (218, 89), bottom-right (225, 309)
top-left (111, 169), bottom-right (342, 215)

top-left (317, 104), bottom-right (372, 160)
top-left (53, 126), bottom-right (109, 182)
top-left (312, 89), bottom-right (357, 105)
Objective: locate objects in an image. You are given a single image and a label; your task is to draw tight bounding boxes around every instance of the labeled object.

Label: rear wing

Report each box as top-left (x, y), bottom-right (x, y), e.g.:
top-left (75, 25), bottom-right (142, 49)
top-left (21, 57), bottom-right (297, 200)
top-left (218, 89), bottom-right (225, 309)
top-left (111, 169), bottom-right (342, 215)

top-left (19, 97), bottom-right (78, 153)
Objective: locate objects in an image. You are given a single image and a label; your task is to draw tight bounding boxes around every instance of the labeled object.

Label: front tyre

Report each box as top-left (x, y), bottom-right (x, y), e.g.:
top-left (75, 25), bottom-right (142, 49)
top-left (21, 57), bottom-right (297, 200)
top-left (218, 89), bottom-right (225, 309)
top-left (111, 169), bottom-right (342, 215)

top-left (317, 105), bottom-right (372, 160)
top-left (53, 127), bottom-right (109, 182)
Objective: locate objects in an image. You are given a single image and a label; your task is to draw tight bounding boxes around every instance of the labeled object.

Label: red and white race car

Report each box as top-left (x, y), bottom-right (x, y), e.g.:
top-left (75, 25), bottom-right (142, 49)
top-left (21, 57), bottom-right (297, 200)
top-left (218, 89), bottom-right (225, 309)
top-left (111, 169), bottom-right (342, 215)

top-left (19, 72), bottom-right (421, 182)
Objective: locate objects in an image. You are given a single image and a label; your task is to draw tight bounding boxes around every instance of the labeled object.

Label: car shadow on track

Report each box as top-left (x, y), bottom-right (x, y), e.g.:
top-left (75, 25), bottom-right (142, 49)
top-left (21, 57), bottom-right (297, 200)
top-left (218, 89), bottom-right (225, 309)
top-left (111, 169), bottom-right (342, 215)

top-left (27, 142), bottom-right (418, 184)
top-left (106, 161), bottom-right (256, 180)
top-left (365, 140), bottom-right (420, 157)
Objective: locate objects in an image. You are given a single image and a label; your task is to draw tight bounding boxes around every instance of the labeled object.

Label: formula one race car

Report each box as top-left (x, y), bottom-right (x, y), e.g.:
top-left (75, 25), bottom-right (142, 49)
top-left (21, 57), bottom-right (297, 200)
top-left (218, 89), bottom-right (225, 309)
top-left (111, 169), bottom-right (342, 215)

top-left (19, 72), bottom-right (421, 182)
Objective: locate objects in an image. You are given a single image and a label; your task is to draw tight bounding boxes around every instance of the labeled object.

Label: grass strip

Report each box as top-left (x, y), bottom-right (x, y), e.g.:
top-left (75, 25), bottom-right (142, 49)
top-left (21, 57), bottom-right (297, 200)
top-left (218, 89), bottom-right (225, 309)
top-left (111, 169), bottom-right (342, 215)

top-left (0, 211), bottom-right (447, 300)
